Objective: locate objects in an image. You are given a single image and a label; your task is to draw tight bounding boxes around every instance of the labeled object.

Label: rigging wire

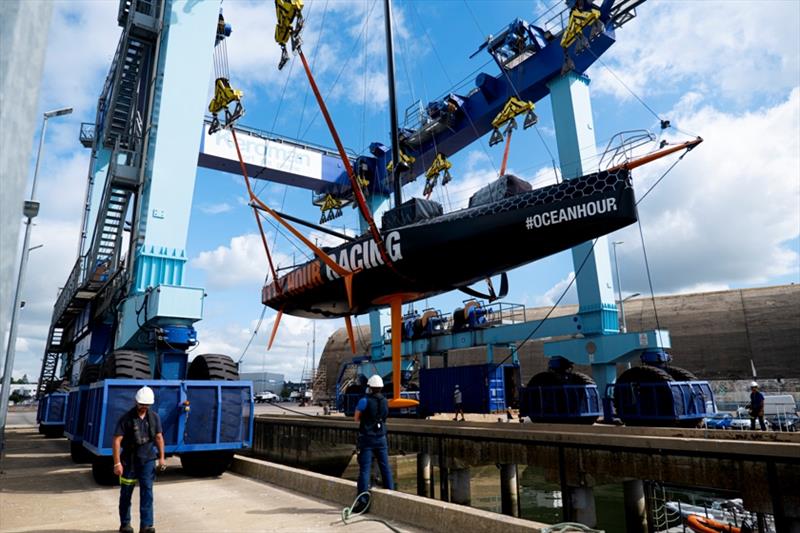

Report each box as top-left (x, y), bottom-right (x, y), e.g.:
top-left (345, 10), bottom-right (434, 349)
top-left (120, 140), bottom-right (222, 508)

top-left (298, 0), bottom-right (380, 141)
top-left (407, 0), bottom-right (499, 177)
top-left (490, 148), bottom-right (691, 369)
top-left (238, 303), bottom-right (269, 364)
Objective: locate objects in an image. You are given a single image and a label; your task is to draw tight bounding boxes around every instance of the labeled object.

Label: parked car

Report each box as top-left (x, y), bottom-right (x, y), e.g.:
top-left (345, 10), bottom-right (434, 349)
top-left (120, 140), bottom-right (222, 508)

top-left (255, 391), bottom-right (279, 403)
top-left (703, 413), bottom-right (733, 429)
top-left (769, 415), bottom-right (798, 432)
top-left (729, 413), bottom-right (752, 430)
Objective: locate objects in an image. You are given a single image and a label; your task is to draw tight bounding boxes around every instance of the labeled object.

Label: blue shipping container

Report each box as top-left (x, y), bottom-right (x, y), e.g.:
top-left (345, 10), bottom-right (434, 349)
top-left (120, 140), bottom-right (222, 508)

top-left (37, 392), bottom-right (68, 426)
top-left (82, 379), bottom-right (253, 456)
top-left (419, 364), bottom-right (518, 415)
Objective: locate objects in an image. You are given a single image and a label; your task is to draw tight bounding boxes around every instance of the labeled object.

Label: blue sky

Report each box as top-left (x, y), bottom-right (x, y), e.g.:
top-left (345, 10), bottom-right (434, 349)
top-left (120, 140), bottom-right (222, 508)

top-left (10, 0), bottom-right (800, 382)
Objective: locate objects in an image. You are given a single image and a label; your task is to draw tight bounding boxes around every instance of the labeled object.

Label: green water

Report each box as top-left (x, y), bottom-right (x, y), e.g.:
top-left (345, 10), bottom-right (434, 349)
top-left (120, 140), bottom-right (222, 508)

top-left (342, 459), bottom-right (627, 531)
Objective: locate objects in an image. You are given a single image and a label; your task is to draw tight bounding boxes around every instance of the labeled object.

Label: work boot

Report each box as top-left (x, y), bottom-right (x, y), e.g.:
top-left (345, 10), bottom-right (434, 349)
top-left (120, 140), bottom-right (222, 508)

top-left (139, 527), bottom-right (155, 533)
top-left (119, 525), bottom-right (133, 533)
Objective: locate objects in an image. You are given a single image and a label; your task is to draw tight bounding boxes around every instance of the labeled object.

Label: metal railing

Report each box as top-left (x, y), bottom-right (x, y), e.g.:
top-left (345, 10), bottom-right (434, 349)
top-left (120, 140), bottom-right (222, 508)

top-left (52, 256), bottom-right (88, 325)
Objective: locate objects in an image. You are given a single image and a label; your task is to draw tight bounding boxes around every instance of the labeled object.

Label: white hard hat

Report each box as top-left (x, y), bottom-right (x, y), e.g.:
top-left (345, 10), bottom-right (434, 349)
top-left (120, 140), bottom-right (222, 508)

top-left (367, 375), bottom-right (384, 388)
top-left (135, 386), bottom-right (155, 405)
top-left (750, 381), bottom-right (759, 388)
top-left (455, 384), bottom-right (459, 388)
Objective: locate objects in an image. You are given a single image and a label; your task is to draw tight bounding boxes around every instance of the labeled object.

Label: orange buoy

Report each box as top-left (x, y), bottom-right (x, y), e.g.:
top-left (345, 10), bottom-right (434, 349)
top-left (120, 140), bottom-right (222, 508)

top-left (686, 514), bottom-right (741, 533)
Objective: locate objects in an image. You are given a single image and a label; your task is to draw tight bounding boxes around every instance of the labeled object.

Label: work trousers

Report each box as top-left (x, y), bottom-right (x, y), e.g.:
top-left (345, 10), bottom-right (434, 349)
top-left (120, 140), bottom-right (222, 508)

top-left (119, 459), bottom-right (155, 527)
top-left (356, 441), bottom-right (394, 498)
top-left (751, 415), bottom-right (766, 431)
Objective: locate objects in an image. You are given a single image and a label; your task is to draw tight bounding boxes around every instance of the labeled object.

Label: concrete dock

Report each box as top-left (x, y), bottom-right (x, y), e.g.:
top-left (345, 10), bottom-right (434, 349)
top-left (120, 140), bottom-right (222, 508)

top-left (0, 427), bottom-right (419, 533)
top-left (1, 422), bottom-right (545, 532)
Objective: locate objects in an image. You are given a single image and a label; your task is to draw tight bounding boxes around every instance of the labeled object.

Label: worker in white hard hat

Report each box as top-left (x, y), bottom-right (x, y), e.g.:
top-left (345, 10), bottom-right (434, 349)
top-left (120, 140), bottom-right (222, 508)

top-left (352, 374), bottom-right (393, 513)
top-left (111, 386), bottom-right (166, 533)
top-left (453, 384), bottom-right (465, 421)
top-left (748, 381), bottom-right (766, 431)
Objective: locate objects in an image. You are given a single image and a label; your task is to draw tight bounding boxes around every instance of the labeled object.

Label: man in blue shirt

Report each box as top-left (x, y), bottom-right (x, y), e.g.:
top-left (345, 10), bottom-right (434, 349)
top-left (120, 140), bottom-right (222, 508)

top-left (112, 386), bottom-right (166, 533)
top-left (353, 375), bottom-right (393, 512)
top-left (748, 382), bottom-right (766, 431)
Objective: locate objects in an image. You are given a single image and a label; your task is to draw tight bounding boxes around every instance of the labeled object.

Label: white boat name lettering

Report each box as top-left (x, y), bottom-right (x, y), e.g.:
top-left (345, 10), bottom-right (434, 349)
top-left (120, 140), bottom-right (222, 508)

top-left (325, 231), bottom-right (403, 280)
top-left (525, 198), bottom-right (617, 230)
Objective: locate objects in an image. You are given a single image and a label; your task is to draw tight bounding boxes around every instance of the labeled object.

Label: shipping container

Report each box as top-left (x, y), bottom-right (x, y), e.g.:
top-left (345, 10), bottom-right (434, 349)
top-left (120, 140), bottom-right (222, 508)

top-left (36, 391), bottom-right (68, 437)
top-left (419, 363), bottom-right (519, 415)
top-left (79, 379), bottom-right (253, 456)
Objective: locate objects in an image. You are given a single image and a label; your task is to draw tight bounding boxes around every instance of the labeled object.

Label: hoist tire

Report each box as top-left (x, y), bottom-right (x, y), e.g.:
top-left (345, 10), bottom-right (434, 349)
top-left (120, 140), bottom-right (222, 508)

top-left (180, 451), bottom-right (234, 477)
top-left (615, 365), bottom-right (675, 427)
top-left (564, 371), bottom-right (595, 386)
top-left (526, 370), bottom-right (563, 388)
top-left (187, 354), bottom-right (239, 381)
top-left (79, 363), bottom-right (102, 385)
top-left (102, 350), bottom-right (151, 380)
top-left (92, 455), bottom-right (119, 486)
top-left (663, 366), bottom-right (699, 382)
top-left (40, 424), bottom-right (64, 438)
top-left (70, 441), bottom-right (94, 463)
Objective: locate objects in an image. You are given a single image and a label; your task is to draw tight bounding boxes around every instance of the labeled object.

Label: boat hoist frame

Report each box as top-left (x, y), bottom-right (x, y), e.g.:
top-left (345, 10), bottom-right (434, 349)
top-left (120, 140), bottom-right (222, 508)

top-left (206, 0), bottom-right (705, 411)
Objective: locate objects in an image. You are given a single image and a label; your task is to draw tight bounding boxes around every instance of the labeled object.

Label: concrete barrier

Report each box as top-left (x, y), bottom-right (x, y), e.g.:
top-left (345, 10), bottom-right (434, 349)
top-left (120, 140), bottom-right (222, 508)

top-left (232, 455), bottom-right (548, 533)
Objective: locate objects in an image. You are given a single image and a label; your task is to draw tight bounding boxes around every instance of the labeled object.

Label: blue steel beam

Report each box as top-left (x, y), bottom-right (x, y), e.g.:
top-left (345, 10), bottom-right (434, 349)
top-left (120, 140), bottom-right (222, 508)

top-left (194, 24), bottom-right (619, 200)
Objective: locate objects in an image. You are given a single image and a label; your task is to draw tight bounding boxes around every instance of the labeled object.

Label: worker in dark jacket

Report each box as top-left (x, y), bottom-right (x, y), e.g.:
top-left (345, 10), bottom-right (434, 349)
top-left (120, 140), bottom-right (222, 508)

top-left (749, 381), bottom-right (766, 431)
top-left (112, 386), bottom-right (166, 533)
top-left (353, 375), bottom-right (394, 512)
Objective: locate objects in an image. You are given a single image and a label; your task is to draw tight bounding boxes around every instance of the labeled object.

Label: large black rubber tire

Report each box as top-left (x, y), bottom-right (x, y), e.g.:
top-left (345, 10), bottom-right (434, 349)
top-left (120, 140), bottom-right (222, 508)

top-left (101, 350), bottom-right (151, 379)
top-left (40, 424), bottom-right (64, 438)
top-left (663, 366), bottom-right (698, 382)
top-left (79, 363), bottom-right (102, 385)
top-left (526, 370), bottom-right (563, 388)
top-left (70, 440), bottom-right (94, 463)
top-left (615, 365), bottom-right (676, 427)
top-left (91, 455), bottom-right (119, 486)
top-left (180, 451), bottom-right (234, 477)
top-left (525, 371), bottom-right (597, 424)
top-left (187, 354), bottom-right (239, 381)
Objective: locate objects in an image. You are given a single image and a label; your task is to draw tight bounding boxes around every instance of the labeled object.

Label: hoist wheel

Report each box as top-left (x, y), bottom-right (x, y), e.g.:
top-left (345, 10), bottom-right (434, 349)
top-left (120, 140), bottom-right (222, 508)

top-left (79, 363), bottom-right (101, 385)
top-left (70, 441), bottom-right (94, 464)
top-left (186, 353), bottom-right (239, 381)
top-left (663, 365), bottom-right (698, 382)
top-left (92, 455), bottom-right (119, 486)
top-left (101, 350), bottom-right (151, 379)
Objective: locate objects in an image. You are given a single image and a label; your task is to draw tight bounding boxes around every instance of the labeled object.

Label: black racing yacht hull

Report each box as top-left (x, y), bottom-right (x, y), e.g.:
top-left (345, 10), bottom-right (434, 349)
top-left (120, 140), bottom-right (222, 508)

top-left (262, 167), bottom-right (637, 318)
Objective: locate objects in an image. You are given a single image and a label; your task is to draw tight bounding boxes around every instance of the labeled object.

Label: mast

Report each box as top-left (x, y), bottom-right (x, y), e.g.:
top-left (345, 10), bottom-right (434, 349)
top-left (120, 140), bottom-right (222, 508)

top-left (383, 0), bottom-right (402, 208)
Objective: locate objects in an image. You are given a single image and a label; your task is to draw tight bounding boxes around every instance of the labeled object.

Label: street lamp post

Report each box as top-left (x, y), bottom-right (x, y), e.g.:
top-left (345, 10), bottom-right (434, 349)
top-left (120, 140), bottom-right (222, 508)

top-left (0, 107), bottom-right (73, 454)
top-left (611, 241), bottom-right (626, 332)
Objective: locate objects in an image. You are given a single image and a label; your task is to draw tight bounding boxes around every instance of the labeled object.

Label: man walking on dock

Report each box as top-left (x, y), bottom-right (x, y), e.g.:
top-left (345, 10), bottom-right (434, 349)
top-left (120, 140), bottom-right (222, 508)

top-left (748, 382), bottom-right (766, 431)
top-left (112, 386), bottom-right (166, 533)
top-left (353, 375), bottom-right (394, 513)
top-left (453, 384), bottom-right (465, 421)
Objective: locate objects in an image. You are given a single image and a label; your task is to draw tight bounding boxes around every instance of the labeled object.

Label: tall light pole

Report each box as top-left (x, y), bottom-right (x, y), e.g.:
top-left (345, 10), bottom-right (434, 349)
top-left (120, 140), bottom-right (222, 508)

top-left (611, 241), bottom-right (626, 332)
top-left (1, 107), bottom-right (72, 452)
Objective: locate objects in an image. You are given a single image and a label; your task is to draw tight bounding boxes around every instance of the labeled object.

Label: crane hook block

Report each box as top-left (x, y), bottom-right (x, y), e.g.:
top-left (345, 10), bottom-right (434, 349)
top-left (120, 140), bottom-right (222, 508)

top-left (208, 78), bottom-right (244, 134)
top-left (489, 97), bottom-right (536, 146)
top-left (560, 3), bottom-right (603, 50)
top-left (423, 153), bottom-right (453, 198)
top-left (275, 0), bottom-right (305, 70)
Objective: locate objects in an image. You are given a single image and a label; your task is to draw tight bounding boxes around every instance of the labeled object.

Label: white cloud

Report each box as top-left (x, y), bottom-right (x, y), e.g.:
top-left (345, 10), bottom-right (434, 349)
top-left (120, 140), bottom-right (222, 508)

top-left (591, 1), bottom-right (800, 105)
top-left (191, 233), bottom-right (293, 289)
top-left (199, 202), bottom-right (233, 215)
top-left (532, 272), bottom-right (578, 307)
top-left (612, 88), bottom-right (800, 294)
top-left (195, 312), bottom-right (342, 381)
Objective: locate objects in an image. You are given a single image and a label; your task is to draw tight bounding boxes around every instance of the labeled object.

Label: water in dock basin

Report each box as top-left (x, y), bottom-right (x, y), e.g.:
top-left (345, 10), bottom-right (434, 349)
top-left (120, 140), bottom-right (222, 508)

top-left (341, 455), bottom-right (628, 531)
